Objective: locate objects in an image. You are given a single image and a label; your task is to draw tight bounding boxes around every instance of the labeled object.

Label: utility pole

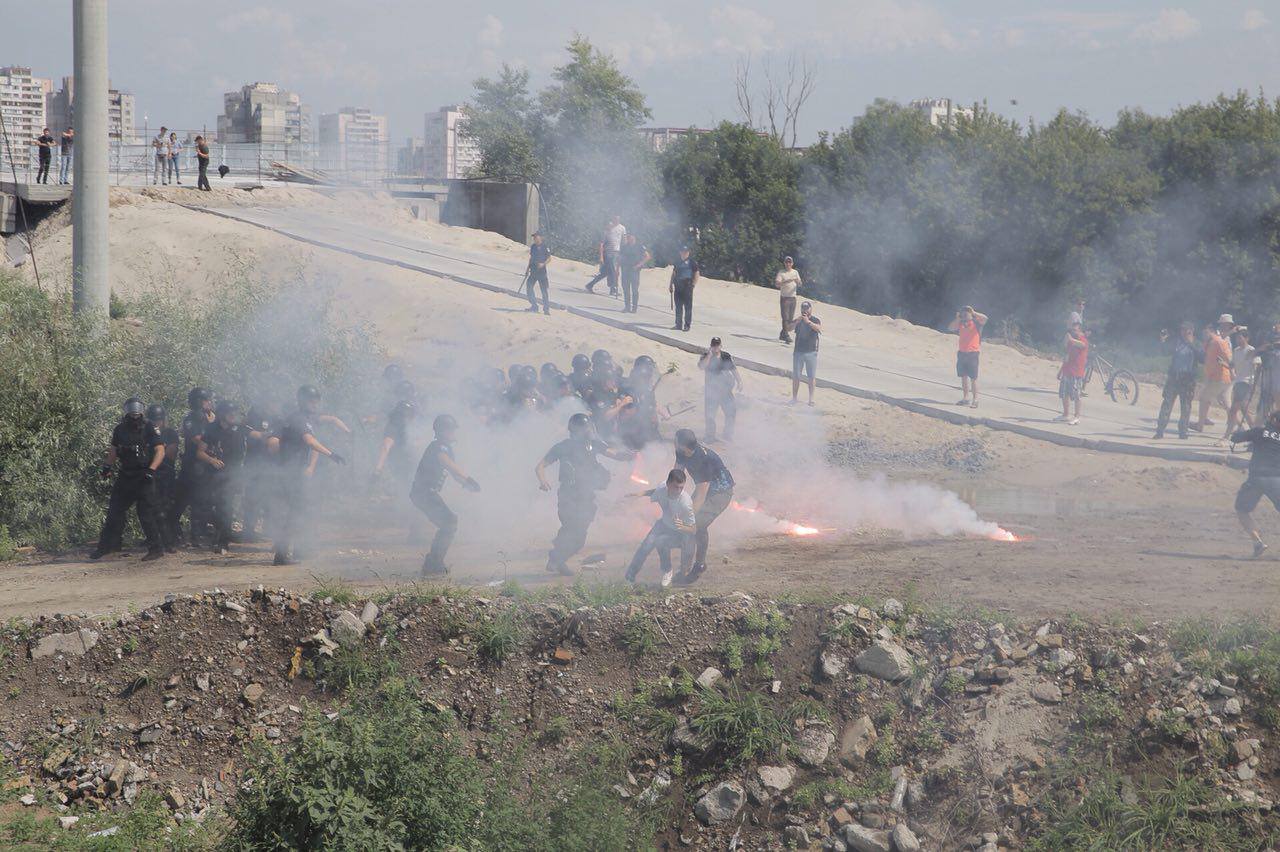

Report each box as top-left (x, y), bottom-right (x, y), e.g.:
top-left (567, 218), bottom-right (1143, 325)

top-left (72, 0), bottom-right (109, 322)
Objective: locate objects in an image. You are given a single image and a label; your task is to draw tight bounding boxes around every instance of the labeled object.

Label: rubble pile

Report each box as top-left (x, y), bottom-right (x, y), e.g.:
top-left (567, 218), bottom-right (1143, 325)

top-left (0, 585), bottom-right (1276, 848)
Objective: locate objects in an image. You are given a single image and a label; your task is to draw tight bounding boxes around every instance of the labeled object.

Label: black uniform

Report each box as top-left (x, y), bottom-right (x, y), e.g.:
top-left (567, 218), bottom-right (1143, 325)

top-left (36, 132), bottom-right (53, 184)
top-left (702, 351), bottom-right (738, 442)
top-left (617, 376), bottom-right (660, 450)
top-left (201, 420), bottom-right (254, 549)
top-left (677, 444), bottom-right (736, 571)
top-left (169, 410), bottom-right (212, 544)
top-left (95, 419), bottom-right (164, 554)
top-left (620, 240), bottom-right (648, 312)
top-left (274, 409), bottom-right (315, 561)
top-left (544, 436), bottom-right (612, 569)
top-left (528, 243), bottom-right (551, 313)
top-left (671, 256), bottom-right (699, 330)
top-left (410, 439), bottom-right (459, 570)
top-left (240, 407), bottom-right (277, 540)
top-left (152, 423), bottom-right (180, 549)
top-left (1233, 427), bottom-right (1280, 513)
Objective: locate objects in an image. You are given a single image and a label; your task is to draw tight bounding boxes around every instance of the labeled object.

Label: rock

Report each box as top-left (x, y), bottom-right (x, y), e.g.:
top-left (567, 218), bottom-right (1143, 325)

top-left (58, 816), bottom-right (79, 829)
top-left (669, 717), bottom-right (708, 755)
top-left (195, 673), bottom-right (210, 692)
top-left (360, 601), bottom-right (380, 624)
top-left (820, 651), bottom-right (848, 680)
top-left (843, 823), bottom-right (892, 852)
top-left (104, 762), bottom-right (127, 797)
top-left (756, 765), bottom-right (796, 792)
top-left (882, 598), bottom-right (904, 618)
top-left (638, 771), bottom-right (671, 806)
top-left (1237, 763), bottom-right (1256, 781)
top-left (242, 683), bottom-right (265, 705)
top-left (831, 806), bottom-right (855, 826)
top-left (696, 667), bottom-right (723, 690)
top-left (1223, 698), bottom-right (1242, 717)
top-left (221, 600), bottom-right (245, 613)
top-left (794, 723), bottom-right (835, 767)
top-left (905, 781), bottom-right (926, 811)
top-left (329, 611), bottom-right (366, 647)
top-left (166, 788), bottom-right (186, 810)
top-left (694, 781), bottom-right (745, 825)
top-left (784, 825), bottom-right (811, 846)
top-left (88, 826), bottom-right (120, 838)
top-left (1132, 634), bottom-right (1152, 651)
top-left (1048, 648), bottom-right (1078, 667)
top-left (138, 725), bottom-right (162, 744)
top-left (19, 793), bottom-right (35, 806)
top-left (1039, 633), bottom-right (1064, 649)
top-left (552, 647), bottom-right (574, 664)
top-left (891, 823), bottom-right (921, 852)
top-left (1234, 740), bottom-right (1256, 762)
top-left (855, 641), bottom-right (916, 682)
top-left (1031, 681), bottom-right (1063, 704)
top-left (839, 715), bottom-right (878, 763)
top-left (31, 629), bottom-right (99, 659)
top-left (41, 747), bottom-right (71, 776)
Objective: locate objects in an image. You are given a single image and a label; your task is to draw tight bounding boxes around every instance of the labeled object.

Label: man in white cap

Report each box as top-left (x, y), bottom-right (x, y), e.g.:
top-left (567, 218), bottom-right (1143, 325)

top-left (1195, 314), bottom-right (1236, 432)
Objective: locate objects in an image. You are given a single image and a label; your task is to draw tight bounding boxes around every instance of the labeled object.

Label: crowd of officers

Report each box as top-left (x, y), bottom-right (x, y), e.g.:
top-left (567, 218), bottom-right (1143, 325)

top-left (94, 347), bottom-right (737, 587)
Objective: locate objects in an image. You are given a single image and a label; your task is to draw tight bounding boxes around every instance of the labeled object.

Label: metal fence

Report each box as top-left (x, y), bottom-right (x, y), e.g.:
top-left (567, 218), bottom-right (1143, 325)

top-left (0, 130), bottom-right (403, 186)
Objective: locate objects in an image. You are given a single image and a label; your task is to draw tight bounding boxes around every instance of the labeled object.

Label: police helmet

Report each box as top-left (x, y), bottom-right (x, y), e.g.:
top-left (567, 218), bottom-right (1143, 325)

top-left (540, 362), bottom-right (561, 379)
top-left (433, 413), bottom-right (458, 435)
top-left (571, 354), bottom-right (591, 372)
top-left (187, 387), bottom-right (212, 409)
top-left (383, 364), bottom-right (404, 382)
top-left (297, 384), bottom-right (321, 405)
top-left (145, 403), bottom-right (166, 422)
top-left (591, 349), bottom-right (613, 367)
top-left (633, 355), bottom-right (656, 371)
top-left (568, 412), bottom-right (592, 435)
top-left (508, 364), bottom-right (523, 382)
top-left (396, 380), bottom-right (416, 402)
top-left (123, 397), bottom-right (145, 416)
top-left (215, 399), bottom-right (241, 418)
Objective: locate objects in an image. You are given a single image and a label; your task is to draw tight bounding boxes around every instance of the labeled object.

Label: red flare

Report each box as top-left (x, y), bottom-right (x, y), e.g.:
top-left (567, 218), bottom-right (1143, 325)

top-left (990, 528), bottom-right (1019, 542)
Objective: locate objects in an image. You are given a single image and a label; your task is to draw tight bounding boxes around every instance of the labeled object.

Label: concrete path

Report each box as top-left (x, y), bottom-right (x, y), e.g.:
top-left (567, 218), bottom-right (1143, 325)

top-left (189, 202), bottom-right (1244, 467)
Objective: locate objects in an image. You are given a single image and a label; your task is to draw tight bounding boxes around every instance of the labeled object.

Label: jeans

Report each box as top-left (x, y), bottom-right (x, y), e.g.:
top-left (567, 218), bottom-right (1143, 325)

top-left (412, 488), bottom-right (458, 569)
top-left (168, 155), bottom-right (181, 183)
top-left (36, 156), bottom-right (50, 183)
top-left (604, 249), bottom-right (620, 294)
top-left (155, 154), bottom-right (166, 184)
top-left (693, 488), bottom-right (733, 567)
top-left (622, 267), bottom-right (640, 311)
top-left (197, 159), bottom-right (211, 191)
top-left (59, 152), bottom-right (72, 183)
top-left (780, 296), bottom-right (797, 341)
top-left (674, 281), bottom-right (694, 329)
top-left (705, 388), bottom-right (736, 441)
top-left (1156, 375), bottom-right (1195, 438)
top-left (527, 266), bottom-right (549, 311)
top-left (626, 521), bottom-right (693, 579)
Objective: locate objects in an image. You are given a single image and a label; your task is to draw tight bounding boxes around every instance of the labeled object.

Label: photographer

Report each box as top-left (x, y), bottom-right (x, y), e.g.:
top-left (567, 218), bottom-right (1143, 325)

top-left (791, 301), bottom-right (822, 406)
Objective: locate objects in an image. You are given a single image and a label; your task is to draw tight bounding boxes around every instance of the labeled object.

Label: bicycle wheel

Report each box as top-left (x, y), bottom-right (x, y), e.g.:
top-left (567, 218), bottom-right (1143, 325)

top-left (1108, 369), bottom-right (1139, 405)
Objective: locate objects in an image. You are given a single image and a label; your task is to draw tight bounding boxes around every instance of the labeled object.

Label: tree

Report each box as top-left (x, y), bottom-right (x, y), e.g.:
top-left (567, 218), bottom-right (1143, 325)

top-left (462, 64), bottom-right (542, 181)
top-left (734, 51), bottom-right (817, 149)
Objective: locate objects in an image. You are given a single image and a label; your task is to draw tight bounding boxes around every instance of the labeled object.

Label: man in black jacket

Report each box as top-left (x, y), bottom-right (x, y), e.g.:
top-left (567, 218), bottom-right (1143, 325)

top-left (1231, 410), bottom-right (1280, 558)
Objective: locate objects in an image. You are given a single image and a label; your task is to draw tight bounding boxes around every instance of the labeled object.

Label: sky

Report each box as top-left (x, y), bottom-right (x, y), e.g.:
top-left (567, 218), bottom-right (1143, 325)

top-left (3, 0), bottom-right (1278, 144)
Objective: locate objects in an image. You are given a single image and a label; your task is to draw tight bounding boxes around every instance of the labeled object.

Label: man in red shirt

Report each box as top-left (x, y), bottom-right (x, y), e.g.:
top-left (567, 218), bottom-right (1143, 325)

top-left (948, 306), bottom-right (988, 408)
top-left (1194, 315), bottom-right (1235, 432)
top-left (1056, 321), bottom-right (1089, 425)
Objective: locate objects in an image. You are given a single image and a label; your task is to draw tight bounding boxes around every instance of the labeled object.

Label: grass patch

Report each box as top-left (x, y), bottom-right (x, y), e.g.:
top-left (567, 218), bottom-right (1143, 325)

top-left (0, 790), bottom-right (225, 850)
top-left (474, 611), bottom-right (524, 663)
top-left (317, 643), bottom-right (400, 694)
top-left (310, 575), bottom-right (359, 606)
top-left (619, 613), bottom-right (659, 658)
top-left (793, 771), bottom-right (893, 809)
top-left (691, 687), bottom-right (787, 765)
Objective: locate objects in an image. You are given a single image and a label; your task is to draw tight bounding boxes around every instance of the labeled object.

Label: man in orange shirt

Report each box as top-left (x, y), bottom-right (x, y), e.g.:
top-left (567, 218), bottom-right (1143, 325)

top-left (1195, 314), bottom-right (1235, 432)
top-left (948, 306), bottom-right (988, 408)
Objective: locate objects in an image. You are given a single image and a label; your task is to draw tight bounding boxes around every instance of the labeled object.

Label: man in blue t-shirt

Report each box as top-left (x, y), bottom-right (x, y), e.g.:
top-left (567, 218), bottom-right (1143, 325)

top-left (673, 428), bottom-right (735, 585)
top-left (669, 246), bottom-right (700, 331)
top-left (526, 231), bottom-right (553, 315)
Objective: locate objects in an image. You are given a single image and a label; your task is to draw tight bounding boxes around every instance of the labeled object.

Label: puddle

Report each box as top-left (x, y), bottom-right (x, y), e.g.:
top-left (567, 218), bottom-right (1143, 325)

top-left (954, 486), bottom-right (1104, 518)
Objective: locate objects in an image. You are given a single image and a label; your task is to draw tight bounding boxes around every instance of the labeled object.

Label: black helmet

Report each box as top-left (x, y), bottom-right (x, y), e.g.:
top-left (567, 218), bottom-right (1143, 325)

top-left (591, 349), bottom-right (613, 368)
top-left (571, 354), bottom-right (591, 372)
top-left (297, 384), bottom-right (321, 405)
top-left (383, 364), bottom-right (404, 381)
top-left (568, 412), bottom-right (592, 435)
top-left (634, 355), bottom-right (656, 370)
top-left (508, 364), bottom-right (523, 382)
top-left (433, 413), bottom-right (458, 434)
top-left (145, 403), bottom-right (166, 422)
top-left (187, 387), bottom-right (212, 408)
top-left (395, 380), bottom-right (416, 402)
top-left (123, 397), bottom-right (145, 416)
top-left (215, 399), bottom-right (240, 418)
top-left (540, 362), bottom-right (560, 379)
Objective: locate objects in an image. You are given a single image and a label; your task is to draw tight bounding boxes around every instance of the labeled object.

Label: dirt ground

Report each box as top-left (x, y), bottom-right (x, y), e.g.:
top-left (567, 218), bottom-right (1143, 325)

top-left (3, 187), bottom-right (1272, 623)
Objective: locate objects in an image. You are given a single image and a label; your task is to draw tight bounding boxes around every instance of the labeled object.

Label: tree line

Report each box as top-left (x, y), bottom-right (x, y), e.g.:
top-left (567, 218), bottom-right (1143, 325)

top-left (464, 38), bottom-right (1280, 348)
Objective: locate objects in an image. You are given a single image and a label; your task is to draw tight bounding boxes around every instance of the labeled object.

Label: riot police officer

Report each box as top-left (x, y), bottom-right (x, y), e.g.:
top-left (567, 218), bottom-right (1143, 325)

top-left (146, 403), bottom-right (180, 553)
top-left (273, 385), bottom-right (346, 566)
top-left (91, 398), bottom-right (165, 561)
top-left (170, 387), bottom-right (215, 546)
top-left (410, 414), bottom-right (481, 575)
top-left (198, 400), bottom-right (267, 554)
top-left (536, 412), bottom-right (634, 575)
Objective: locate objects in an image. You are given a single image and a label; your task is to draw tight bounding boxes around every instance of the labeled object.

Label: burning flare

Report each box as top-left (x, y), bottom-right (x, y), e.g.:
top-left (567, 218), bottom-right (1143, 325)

top-left (788, 524), bottom-right (821, 537)
top-left (989, 528), bottom-right (1019, 542)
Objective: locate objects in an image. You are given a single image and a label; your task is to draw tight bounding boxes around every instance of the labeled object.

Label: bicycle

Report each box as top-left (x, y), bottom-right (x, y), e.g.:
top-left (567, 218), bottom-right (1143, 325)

top-left (1083, 351), bottom-right (1140, 405)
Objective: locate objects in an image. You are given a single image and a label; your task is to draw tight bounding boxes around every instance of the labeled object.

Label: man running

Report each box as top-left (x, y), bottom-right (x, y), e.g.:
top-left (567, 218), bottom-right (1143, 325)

top-left (673, 428), bottom-right (735, 586)
top-left (948, 306), bottom-right (987, 408)
top-left (624, 468), bottom-right (695, 587)
top-left (536, 413), bottom-right (634, 576)
top-left (1230, 410), bottom-right (1280, 558)
top-left (410, 414), bottom-right (480, 575)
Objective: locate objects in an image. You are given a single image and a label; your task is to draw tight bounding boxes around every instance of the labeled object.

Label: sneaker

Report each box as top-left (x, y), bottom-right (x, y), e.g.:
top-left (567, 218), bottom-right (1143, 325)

top-left (213, 545), bottom-right (228, 556)
top-left (1052, 414), bottom-right (1069, 423)
top-left (526, 305), bottom-right (539, 312)
top-left (660, 569), bottom-right (675, 588)
top-left (546, 561), bottom-right (574, 577)
top-left (165, 546), bottom-right (178, 554)
top-left (89, 548), bottom-right (109, 560)
top-left (675, 563), bottom-right (706, 586)
top-left (421, 558), bottom-right (449, 577)
top-left (624, 566), bottom-right (639, 583)
top-left (1068, 418), bottom-right (1079, 426)
top-left (141, 549), bottom-right (164, 562)
top-left (970, 401), bottom-right (979, 409)
top-left (1254, 541), bottom-right (1269, 559)
top-left (672, 324), bottom-right (682, 330)
top-left (585, 284), bottom-right (595, 293)
top-left (956, 399), bottom-right (969, 406)
top-left (1152, 431), bottom-right (1164, 440)
top-left (543, 308), bottom-right (551, 315)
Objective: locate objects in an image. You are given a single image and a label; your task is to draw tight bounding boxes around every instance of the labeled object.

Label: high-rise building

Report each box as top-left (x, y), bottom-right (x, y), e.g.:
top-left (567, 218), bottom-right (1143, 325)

top-left (217, 82), bottom-right (310, 144)
top-left (423, 106), bottom-right (479, 179)
top-left (318, 106), bottom-right (388, 178)
top-left (395, 136), bottom-right (424, 176)
top-left (44, 76), bottom-right (137, 142)
top-left (909, 98), bottom-right (975, 128)
top-left (0, 66), bottom-right (50, 149)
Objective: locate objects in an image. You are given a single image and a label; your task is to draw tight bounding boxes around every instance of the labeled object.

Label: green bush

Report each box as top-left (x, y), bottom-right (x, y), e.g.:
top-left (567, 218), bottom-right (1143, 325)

top-left (0, 267), bottom-right (379, 551)
top-left (474, 611), bottom-right (525, 663)
top-left (691, 687), bottom-right (787, 765)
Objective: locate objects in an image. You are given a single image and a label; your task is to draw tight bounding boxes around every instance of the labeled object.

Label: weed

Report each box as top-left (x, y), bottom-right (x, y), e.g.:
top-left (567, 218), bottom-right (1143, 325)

top-left (873, 702), bottom-right (900, 728)
top-left (940, 670), bottom-right (967, 696)
top-left (310, 575), bottom-right (358, 606)
top-left (541, 715), bottom-right (572, 745)
top-left (122, 635), bottom-right (139, 655)
top-left (318, 643), bottom-right (399, 694)
top-left (909, 715), bottom-right (945, 755)
top-left (691, 687), bottom-right (787, 765)
top-left (670, 752), bottom-right (684, 777)
top-left (868, 731), bottom-right (901, 767)
top-left (1152, 711), bottom-right (1193, 742)
top-left (473, 611), bottom-right (524, 663)
top-left (620, 613), bottom-right (659, 658)
top-left (0, 526), bottom-right (16, 562)
top-left (787, 697), bottom-right (831, 724)
top-left (793, 772), bottom-right (893, 808)
top-left (720, 634), bottom-right (746, 674)
top-left (1079, 691), bottom-right (1124, 731)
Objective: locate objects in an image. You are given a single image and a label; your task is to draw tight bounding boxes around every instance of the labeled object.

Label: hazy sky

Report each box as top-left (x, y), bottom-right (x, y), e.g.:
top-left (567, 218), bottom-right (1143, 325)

top-left (3, 1), bottom-right (1278, 142)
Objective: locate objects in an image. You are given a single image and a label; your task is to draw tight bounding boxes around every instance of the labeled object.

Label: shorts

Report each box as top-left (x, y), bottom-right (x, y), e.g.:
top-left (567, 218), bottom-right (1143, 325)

top-left (1232, 381), bottom-right (1254, 407)
top-left (956, 350), bottom-right (980, 380)
top-left (793, 350), bottom-right (818, 381)
top-left (1059, 375), bottom-right (1083, 401)
top-left (1235, 476), bottom-right (1280, 513)
top-left (1202, 379), bottom-right (1230, 406)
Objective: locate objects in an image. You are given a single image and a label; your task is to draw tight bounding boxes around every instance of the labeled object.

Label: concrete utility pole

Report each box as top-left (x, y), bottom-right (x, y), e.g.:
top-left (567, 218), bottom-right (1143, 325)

top-left (71, 0), bottom-right (109, 322)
